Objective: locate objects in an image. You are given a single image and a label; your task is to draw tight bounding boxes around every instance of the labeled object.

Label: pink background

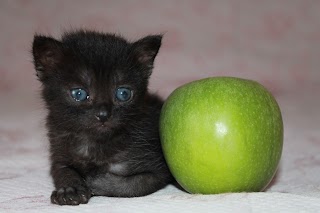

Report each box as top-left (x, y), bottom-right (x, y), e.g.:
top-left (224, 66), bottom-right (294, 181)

top-left (1, 0), bottom-right (320, 211)
top-left (1, 0), bottom-right (320, 96)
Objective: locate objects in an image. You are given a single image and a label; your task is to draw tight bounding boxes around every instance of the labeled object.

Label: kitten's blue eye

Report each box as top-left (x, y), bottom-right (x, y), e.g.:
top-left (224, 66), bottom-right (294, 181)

top-left (71, 88), bottom-right (89, 101)
top-left (115, 87), bottom-right (132, 102)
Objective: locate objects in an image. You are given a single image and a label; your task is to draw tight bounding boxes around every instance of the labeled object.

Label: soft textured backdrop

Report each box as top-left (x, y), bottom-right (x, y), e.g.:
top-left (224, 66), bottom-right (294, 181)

top-left (1, 0), bottom-right (320, 212)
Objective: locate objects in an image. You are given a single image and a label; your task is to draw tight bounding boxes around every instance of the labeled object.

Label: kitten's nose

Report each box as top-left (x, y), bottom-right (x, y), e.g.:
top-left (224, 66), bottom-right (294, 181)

top-left (95, 106), bottom-right (109, 123)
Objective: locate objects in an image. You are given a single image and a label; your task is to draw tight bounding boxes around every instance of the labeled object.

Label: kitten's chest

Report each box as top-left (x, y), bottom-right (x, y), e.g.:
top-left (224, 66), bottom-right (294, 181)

top-left (71, 138), bottom-right (112, 164)
top-left (70, 135), bottom-right (131, 176)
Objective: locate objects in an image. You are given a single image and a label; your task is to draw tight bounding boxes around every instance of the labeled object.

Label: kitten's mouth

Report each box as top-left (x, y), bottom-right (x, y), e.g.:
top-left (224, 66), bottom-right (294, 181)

top-left (85, 118), bottom-right (121, 133)
top-left (93, 121), bottom-right (116, 132)
top-left (98, 123), bottom-right (111, 128)
top-left (100, 123), bottom-right (110, 128)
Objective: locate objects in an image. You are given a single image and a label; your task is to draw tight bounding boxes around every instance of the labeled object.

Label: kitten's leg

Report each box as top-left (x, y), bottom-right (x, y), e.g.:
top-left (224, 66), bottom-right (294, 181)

top-left (87, 172), bottom-right (168, 197)
top-left (50, 164), bottom-right (91, 205)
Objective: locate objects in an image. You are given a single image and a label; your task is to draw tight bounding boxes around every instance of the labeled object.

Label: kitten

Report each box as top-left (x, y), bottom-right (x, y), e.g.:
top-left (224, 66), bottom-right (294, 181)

top-left (32, 30), bottom-right (173, 205)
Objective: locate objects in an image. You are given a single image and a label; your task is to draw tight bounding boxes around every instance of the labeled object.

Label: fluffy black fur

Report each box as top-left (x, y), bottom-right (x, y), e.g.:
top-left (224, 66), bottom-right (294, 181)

top-left (32, 30), bottom-right (173, 205)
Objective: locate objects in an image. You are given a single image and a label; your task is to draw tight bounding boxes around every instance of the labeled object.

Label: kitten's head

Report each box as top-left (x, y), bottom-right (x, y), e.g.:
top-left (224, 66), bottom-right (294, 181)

top-left (32, 30), bottom-right (162, 134)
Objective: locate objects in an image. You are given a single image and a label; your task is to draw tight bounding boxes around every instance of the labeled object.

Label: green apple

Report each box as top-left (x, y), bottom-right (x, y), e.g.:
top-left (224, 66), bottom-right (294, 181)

top-left (160, 77), bottom-right (283, 194)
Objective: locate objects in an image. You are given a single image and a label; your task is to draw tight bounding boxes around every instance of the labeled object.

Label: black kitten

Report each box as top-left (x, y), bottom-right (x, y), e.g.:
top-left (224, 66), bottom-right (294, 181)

top-left (32, 30), bottom-right (173, 205)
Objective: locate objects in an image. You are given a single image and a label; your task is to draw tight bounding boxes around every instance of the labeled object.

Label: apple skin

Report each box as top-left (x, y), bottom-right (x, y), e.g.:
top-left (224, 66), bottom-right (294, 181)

top-left (160, 77), bottom-right (283, 194)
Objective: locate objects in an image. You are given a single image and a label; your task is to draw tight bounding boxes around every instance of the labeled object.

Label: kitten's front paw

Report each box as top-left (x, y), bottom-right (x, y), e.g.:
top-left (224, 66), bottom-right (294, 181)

top-left (51, 186), bottom-right (91, 205)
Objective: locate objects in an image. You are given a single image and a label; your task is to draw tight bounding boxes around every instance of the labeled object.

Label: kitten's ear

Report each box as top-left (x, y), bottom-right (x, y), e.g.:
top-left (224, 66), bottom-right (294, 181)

top-left (131, 35), bottom-right (162, 69)
top-left (32, 35), bottom-right (63, 80)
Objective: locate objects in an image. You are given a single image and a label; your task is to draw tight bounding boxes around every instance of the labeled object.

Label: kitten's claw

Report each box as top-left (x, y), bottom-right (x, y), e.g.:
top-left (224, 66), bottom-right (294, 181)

top-left (51, 186), bottom-right (91, 205)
